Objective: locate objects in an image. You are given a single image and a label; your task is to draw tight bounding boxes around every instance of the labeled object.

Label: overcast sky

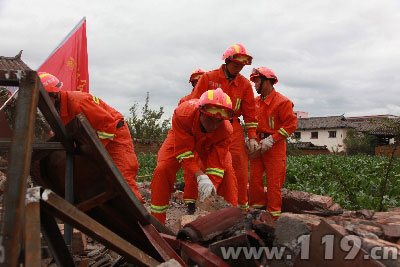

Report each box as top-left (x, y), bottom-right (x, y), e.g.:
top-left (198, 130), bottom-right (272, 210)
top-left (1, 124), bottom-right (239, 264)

top-left (1, 0), bottom-right (400, 121)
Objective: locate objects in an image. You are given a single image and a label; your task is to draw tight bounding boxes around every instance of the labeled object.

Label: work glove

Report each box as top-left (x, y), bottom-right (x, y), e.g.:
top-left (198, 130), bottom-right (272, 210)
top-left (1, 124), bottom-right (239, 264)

top-left (245, 138), bottom-right (261, 159)
top-left (260, 135), bottom-right (274, 153)
top-left (196, 174), bottom-right (216, 202)
top-left (247, 138), bottom-right (260, 154)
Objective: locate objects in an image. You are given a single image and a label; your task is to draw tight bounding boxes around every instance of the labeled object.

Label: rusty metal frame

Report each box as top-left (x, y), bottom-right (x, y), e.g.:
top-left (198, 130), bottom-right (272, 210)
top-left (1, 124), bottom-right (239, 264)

top-left (139, 223), bottom-right (186, 266)
top-left (38, 187), bottom-right (160, 266)
top-left (0, 71), bottom-right (40, 266)
top-left (0, 70), bottom-right (189, 266)
top-left (0, 70), bottom-right (179, 266)
top-left (0, 141), bottom-right (65, 151)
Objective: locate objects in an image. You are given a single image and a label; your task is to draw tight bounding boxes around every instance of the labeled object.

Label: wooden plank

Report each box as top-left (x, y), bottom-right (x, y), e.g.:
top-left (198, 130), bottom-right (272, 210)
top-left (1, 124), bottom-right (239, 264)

top-left (30, 114), bottom-right (173, 259)
top-left (76, 191), bottom-right (117, 212)
top-left (25, 196), bottom-right (41, 267)
top-left (36, 79), bottom-right (74, 152)
top-left (0, 141), bottom-right (65, 151)
top-left (40, 208), bottom-right (75, 267)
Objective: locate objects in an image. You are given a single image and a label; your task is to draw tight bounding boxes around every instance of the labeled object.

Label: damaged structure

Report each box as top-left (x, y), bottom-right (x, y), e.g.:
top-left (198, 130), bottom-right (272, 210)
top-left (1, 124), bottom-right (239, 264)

top-left (0, 55), bottom-right (400, 267)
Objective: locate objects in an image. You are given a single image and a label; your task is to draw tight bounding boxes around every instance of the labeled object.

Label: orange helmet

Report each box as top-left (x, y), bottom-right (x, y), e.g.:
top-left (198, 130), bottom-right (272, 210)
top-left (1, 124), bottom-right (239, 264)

top-left (250, 67), bottom-right (278, 84)
top-left (221, 44), bottom-right (252, 65)
top-left (189, 68), bottom-right (206, 83)
top-left (38, 72), bottom-right (63, 92)
top-left (199, 88), bottom-right (234, 120)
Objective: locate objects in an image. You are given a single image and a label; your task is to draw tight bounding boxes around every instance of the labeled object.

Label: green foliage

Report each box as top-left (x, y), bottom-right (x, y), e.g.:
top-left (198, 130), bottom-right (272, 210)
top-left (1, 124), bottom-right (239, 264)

top-left (285, 154), bottom-right (400, 211)
top-left (343, 128), bottom-right (377, 155)
top-left (136, 152), bottom-right (184, 182)
top-left (286, 136), bottom-right (301, 156)
top-left (137, 153), bottom-right (400, 211)
top-left (126, 92), bottom-right (171, 141)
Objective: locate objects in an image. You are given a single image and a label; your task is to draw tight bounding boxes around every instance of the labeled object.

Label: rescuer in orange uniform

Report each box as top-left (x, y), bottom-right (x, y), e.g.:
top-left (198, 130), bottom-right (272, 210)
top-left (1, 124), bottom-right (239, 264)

top-left (178, 68), bottom-right (207, 213)
top-left (187, 44), bottom-right (259, 210)
top-left (178, 68), bottom-right (206, 105)
top-left (39, 72), bottom-right (143, 203)
top-left (151, 88), bottom-right (238, 224)
top-left (248, 67), bottom-right (297, 219)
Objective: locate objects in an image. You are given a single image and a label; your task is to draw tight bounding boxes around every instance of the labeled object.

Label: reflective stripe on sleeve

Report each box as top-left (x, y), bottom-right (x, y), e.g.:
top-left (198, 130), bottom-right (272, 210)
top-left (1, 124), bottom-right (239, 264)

top-left (176, 151), bottom-right (194, 163)
top-left (245, 122), bottom-right (258, 128)
top-left (97, 131), bottom-right (115, 140)
top-left (205, 168), bottom-right (224, 178)
top-left (278, 128), bottom-right (290, 137)
top-left (150, 204), bottom-right (168, 214)
top-left (92, 95), bottom-right (100, 105)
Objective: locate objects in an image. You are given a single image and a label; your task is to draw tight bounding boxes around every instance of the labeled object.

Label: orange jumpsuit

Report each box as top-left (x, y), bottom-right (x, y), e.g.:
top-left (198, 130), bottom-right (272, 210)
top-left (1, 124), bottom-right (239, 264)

top-left (178, 90), bottom-right (193, 106)
top-left (150, 99), bottom-right (238, 224)
top-left (187, 65), bottom-right (258, 210)
top-left (58, 91), bottom-right (143, 202)
top-left (178, 91), bottom-right (199, 205)
top-left (249, 89), bottom-right (297, 218)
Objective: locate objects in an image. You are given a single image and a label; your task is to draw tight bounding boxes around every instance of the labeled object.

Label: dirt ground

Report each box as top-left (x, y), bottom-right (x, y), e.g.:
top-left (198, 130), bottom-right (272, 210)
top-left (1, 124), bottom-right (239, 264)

top-left (138, 181), bottom-right (232, 232)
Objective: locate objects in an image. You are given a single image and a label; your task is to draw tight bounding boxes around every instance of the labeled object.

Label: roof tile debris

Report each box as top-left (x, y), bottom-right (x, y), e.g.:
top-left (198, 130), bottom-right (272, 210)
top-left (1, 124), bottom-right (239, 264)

top-left (293, 141), bottom-right (329, 150)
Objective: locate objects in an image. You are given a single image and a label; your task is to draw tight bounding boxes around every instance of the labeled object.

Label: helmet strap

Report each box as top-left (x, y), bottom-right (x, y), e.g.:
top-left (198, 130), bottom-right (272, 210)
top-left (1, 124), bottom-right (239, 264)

top-left (224, 62), bottom-right (237, 80)
top-left (199, 112), bottom-right (208, 133)
top-left (256, 77), bottom-right (266, 94)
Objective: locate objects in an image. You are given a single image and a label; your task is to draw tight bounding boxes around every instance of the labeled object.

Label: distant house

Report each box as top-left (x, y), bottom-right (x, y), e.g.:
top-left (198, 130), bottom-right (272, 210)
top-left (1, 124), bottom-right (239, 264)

top-left (345, 114), bottom-right (399, 124)
top-left (294, 115), bottom-right (355, 152)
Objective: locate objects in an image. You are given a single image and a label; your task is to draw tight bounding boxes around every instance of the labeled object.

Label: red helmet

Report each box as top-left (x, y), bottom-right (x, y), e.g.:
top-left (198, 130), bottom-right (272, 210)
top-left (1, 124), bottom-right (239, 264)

top-left (221, 44), bottom-right (252, 65)
top-left (189, 68), bottom-right (206, 83)
top-left (199, 88), bottom-right (234, 120)
top-left (250, 67), bottom-right (278, 84)
top-left (38, 72), bottom-right (63, 92)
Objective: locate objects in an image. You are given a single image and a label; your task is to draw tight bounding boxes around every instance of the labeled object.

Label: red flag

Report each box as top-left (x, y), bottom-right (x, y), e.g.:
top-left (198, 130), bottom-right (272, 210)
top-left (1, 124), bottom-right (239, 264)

top-left (38, 17), bottom-right (89, 92)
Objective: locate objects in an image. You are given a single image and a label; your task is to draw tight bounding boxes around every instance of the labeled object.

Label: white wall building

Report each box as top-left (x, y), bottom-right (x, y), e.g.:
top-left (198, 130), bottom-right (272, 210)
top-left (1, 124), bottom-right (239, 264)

top-left (294, 116), bottom-right (354, 152)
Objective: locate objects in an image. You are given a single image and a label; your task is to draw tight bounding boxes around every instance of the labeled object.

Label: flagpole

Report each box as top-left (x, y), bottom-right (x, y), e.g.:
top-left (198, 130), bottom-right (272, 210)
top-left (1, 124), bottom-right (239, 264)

top-left (37, 16), bottom-right (86, 70)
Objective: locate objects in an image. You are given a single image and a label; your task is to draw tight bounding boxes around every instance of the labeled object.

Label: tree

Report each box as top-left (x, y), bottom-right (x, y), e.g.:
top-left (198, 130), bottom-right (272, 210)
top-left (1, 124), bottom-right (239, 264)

top-left (343, 128), bottom-right (377, 155)
top-left (125, 92), bottom-right (171, 141)
top-left (376, 118), bottom-right (400, 211)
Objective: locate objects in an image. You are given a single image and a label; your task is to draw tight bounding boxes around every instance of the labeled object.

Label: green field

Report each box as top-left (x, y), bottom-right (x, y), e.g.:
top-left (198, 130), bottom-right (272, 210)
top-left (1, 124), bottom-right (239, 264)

top-left (137, 153), bottom-right (400, 211)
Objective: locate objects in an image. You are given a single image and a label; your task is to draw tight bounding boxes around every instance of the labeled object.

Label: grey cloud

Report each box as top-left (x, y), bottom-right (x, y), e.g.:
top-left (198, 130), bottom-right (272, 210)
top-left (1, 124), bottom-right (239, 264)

top-left (1, 0), bottom-right (400, 120)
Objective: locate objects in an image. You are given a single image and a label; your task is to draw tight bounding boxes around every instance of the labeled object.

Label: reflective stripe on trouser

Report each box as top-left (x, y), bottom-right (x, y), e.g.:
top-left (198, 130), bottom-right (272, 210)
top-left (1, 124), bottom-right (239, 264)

top-left (249, 154), bottom-right (286, 215)
top-left (230, 119), bottom-right (249, 207)
top-left (105, 126), bottom-right (143, 203)
top-left (183, 152), bottom-right (238, 206)
top-left (151, 158), bottom-right (181, 224)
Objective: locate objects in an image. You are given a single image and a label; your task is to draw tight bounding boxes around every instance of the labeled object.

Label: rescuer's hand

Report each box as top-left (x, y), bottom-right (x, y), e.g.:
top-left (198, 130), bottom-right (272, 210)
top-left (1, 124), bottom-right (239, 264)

top-left (260, 136), bottom-right (274, 153)
top-left (196, 174), bottom-right (216, 202)
top-left (245, 138), bottom-right (261, 159)
top-left (248, 138), bottom-right (260, 154)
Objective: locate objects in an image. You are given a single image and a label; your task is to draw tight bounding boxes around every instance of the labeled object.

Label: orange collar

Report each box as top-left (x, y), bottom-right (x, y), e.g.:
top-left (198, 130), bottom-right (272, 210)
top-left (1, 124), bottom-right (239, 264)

top-left (219, 64), bottom-right (239, 86)
top-left (262, 89), bottom-right (276, 106)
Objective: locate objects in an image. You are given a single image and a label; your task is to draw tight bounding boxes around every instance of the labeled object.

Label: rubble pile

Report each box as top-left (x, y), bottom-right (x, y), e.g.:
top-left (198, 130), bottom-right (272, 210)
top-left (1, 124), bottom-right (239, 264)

top-left (139, 182), bottom-right (400, 266)
top-left (1, 158), bottom-right (400, 266)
